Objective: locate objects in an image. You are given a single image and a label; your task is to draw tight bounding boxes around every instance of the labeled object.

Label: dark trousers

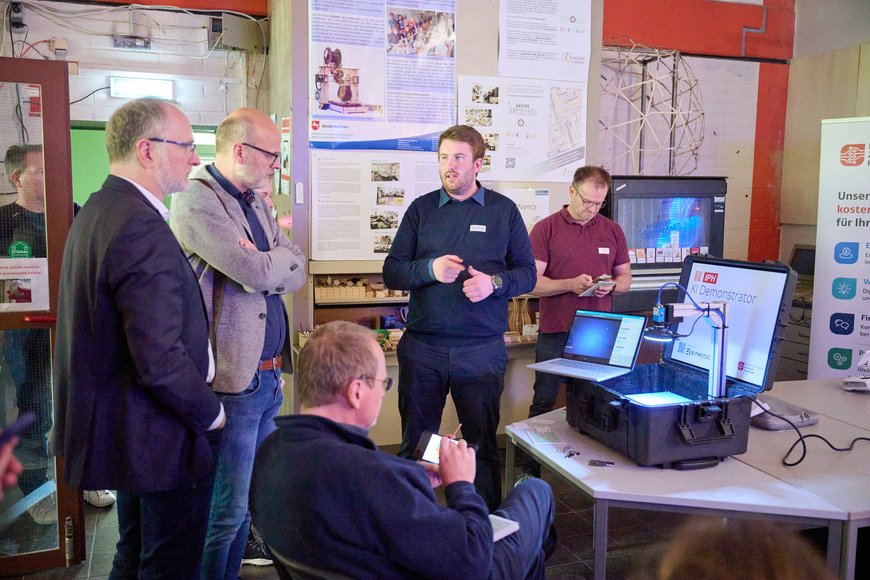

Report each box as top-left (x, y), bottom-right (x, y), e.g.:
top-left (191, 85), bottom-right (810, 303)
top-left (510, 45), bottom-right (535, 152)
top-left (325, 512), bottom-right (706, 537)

top-left (110, 436), bottom-right (220, 580)
top-left (397, 332), bottom-right (507, 512)
top-left (490, 478), bottom-right (556, 580)
top-left (5, 328), bottom-right (52, 494)
top-left (522, 332), bottom-right (567, 477)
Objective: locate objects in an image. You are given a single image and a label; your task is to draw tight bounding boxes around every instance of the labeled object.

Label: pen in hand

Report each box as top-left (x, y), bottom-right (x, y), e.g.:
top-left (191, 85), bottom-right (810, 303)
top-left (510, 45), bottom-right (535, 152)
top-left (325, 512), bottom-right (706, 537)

top-left (450, 423), bottom-right (462, 439)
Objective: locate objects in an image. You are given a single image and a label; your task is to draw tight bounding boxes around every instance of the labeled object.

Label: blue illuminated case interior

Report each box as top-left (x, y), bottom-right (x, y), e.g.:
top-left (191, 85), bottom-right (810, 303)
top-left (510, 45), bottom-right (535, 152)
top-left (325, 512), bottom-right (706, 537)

top-left (565, 256), bottom-right (797, 469)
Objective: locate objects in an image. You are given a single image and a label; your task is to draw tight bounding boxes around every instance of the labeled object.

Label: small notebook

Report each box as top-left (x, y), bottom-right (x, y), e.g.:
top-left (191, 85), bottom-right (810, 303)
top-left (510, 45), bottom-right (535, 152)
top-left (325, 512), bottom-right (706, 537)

top-left (489, 514), bottom-right (520, 542)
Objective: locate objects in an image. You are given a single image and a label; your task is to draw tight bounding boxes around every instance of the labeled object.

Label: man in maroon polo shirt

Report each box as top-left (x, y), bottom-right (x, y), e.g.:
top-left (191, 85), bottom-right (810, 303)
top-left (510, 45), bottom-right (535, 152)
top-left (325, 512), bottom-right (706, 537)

top-left (520, 166), bottom-right (632, 478)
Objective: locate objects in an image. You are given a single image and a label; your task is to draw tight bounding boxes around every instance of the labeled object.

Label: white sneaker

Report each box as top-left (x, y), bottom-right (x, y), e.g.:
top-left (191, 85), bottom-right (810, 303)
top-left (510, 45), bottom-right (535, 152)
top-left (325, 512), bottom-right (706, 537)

top-left (28, 496), bottom-right (57, 525)
top-left (83, 489), bottom-right (116, 508)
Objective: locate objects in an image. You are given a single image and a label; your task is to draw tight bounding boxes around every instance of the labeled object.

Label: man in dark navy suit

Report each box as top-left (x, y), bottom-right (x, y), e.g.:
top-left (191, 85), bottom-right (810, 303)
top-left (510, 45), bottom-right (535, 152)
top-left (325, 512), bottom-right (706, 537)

top-left (53, 98), bottom-right (225, 579)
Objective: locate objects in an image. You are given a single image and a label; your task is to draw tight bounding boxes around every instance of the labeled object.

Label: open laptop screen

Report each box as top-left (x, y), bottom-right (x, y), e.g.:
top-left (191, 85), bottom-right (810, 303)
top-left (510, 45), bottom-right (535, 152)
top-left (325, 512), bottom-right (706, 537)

top-left (562, 310), bottom-right (646, 368)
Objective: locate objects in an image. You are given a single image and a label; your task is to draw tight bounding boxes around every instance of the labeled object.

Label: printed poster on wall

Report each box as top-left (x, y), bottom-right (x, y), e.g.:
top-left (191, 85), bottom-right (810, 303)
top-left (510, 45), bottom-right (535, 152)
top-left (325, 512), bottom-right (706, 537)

top-left (808, 117), bottom-right (870, 378)
top-left (308, 0), bottom-right (456, 151)
top-left (498, 0), bottom-right (591, 82)
top-left (280, 116), bottom-right (292, 196)
top-left (0, 258), bottom-right (49, 312)
top-left (310, 149), bottom-right (441, 260)
top-left (458, 75), bottom-right (586, 182)
top-left (499, 188), bottom-right (550, 233)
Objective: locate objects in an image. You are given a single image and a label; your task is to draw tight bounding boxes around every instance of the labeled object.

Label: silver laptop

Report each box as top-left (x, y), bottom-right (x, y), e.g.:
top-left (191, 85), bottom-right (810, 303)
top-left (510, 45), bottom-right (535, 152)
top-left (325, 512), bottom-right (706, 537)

top-left (528, 310), bottom-right (646, 382)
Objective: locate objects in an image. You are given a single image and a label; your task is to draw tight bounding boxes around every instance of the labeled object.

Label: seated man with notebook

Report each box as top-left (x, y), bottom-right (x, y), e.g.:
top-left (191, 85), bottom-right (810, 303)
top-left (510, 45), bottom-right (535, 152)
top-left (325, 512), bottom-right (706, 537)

top-left (250, 321), bottom-right (556, 579)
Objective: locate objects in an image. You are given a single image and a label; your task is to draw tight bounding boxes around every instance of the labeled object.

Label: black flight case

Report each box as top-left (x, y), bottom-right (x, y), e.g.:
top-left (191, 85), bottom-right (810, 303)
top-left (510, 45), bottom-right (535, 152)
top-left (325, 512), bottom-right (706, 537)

top-left (565, 255), bottom-right (797, 469)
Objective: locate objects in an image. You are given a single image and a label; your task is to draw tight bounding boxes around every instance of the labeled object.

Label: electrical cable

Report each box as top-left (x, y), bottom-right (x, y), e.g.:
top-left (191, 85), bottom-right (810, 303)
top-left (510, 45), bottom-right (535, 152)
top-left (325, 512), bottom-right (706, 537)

top-left (738, 394), bottom-right (870, 467)
top-left (15, 38), bottom-right (50, 59)
top-left (69, 86), bottom-right (110, 106)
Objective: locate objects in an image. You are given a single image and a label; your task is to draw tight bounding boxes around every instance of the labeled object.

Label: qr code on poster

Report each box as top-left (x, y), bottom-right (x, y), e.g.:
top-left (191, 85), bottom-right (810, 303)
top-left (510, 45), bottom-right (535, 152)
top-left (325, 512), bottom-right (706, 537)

top-left (505, 157), bottom-right (516, 169)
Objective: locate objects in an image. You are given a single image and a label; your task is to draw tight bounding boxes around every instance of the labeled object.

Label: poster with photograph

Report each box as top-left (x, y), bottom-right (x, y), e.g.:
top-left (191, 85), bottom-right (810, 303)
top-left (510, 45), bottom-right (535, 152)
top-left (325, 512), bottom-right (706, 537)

top-left (498, 0), bottom-right (591, 82)
top-left (310, 149), bottom-right (441, 260)
top-left (280, 116), bottom-right (292, 195)
top-left (459, 75), bottom-right (586, 181)
top-left (0, 258), bottom-right (49, 312)
top-left (308, 0), bottom-right (456, 150)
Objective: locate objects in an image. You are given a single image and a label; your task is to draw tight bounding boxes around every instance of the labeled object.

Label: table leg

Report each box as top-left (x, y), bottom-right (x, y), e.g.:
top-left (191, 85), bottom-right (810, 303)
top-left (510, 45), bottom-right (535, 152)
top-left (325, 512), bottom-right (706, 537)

top-left (824, 520), bottom-right (844, 578)
top-left (840, 520), bottom-right (856, 580)
top-left (503, 436), bottom-right (516, 500)
top-left (592, 499), bottom-right (609, 580)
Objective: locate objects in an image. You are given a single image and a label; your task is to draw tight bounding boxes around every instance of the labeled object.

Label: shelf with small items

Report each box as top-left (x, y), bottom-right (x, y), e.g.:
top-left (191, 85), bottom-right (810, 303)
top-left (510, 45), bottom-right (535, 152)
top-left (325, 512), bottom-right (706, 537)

top-left (312, 273), bottom-right (409, 306)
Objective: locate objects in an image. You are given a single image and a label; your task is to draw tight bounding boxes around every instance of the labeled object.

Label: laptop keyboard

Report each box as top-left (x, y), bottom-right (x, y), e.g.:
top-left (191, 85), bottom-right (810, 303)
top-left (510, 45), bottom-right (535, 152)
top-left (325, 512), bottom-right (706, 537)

top-left (551, 359), bottom-right (612, 373)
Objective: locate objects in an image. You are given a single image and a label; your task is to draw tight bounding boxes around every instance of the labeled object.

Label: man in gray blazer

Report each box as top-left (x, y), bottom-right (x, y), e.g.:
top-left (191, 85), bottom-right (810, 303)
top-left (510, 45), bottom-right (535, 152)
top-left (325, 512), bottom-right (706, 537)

top-left (170, 107), bottom-right (306, 579)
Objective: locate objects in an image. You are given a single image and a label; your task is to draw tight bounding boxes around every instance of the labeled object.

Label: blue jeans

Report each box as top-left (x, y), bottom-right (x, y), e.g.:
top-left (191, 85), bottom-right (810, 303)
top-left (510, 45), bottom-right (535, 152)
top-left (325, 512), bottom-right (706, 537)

top-left (110, 430), bottom-right (221, 580)
top-left (490, 478), bottom-right (555, 580)
top-left (522, 332), bottom-right (567, 477)
top-left (201, 368), bottom-right (283, 580)
top-left (397, 333), bottom-right (507, 512)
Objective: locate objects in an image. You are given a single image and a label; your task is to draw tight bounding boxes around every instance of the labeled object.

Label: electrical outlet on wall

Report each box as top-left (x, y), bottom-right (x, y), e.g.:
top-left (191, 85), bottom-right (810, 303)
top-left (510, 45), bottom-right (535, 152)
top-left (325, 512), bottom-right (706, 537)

top-left (208, 17), bottom-right (228, 51)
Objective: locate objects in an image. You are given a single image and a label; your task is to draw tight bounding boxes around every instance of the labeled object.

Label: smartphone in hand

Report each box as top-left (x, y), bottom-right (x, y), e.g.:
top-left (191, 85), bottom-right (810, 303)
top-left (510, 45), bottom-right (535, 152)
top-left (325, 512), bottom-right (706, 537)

top-left (414, 431), bottom-right (459, 464)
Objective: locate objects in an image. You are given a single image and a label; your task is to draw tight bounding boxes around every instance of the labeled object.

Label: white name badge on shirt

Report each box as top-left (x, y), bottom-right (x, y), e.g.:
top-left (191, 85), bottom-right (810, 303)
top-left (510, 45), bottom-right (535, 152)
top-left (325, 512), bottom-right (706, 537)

top-left (470, 225), bottom-right (487, 233)
top-left (598, 247), bottom-right (610, 254)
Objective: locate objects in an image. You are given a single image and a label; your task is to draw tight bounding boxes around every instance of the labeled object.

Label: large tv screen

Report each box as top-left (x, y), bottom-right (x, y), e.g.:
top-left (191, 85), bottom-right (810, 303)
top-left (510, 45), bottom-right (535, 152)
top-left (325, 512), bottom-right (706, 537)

top-left (609, 177), bottom-right (726, 273)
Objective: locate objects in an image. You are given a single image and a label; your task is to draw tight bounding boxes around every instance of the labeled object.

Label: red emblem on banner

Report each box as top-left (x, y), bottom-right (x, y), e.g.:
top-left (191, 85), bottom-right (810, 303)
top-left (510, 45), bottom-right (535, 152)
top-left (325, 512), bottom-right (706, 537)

top-left (311, 119), bottom-right (321, 131)
top-left (840, 144), bottom-right (865, 166)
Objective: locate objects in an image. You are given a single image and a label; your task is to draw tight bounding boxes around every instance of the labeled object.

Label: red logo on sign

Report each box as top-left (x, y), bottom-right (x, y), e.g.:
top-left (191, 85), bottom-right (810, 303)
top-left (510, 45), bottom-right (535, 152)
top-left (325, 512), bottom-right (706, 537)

top-left (702, 272), bottom-right (718, 284)
top-left (738, 361), bottom-right (745, 371)
top-left (840, 144), bottom-right (865, 166)
top-left (311, 120), bottom-right (321, 131)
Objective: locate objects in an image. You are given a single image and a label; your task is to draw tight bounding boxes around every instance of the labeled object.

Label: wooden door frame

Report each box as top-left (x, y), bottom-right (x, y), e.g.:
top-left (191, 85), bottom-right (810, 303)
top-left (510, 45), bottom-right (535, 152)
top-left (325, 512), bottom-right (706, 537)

top-left (0, 56), bottom-right (85, 575)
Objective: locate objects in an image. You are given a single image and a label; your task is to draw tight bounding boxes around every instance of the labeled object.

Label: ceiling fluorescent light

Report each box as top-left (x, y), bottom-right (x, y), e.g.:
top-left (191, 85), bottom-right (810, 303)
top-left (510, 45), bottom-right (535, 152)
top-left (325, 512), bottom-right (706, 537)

top-left (109, 77), bottom-right (174, 100)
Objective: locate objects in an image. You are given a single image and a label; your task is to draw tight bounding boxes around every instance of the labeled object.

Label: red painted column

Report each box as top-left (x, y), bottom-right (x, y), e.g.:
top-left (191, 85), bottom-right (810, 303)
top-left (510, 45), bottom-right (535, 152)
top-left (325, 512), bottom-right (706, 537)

top-left (748, 62), bottom-right (789, 261)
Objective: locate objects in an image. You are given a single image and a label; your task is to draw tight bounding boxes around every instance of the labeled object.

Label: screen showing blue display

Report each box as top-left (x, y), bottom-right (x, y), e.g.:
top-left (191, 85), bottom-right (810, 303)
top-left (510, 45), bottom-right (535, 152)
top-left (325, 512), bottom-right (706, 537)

top-left (617, 197), bottom-right (711, 251)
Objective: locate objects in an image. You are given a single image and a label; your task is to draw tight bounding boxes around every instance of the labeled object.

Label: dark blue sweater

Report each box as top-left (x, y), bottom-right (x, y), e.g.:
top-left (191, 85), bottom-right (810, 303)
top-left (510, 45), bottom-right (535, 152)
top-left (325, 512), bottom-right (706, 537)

top-left (383, 186), bottom-right (536, 343)
top-left (250, 415), bottom-right (494, 579)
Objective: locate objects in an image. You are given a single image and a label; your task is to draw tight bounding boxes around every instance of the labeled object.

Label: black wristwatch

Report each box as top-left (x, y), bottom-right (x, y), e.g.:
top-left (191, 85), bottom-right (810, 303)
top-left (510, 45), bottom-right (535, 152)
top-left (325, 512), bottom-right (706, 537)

top-left (491, 274), bottom-right (504, 291)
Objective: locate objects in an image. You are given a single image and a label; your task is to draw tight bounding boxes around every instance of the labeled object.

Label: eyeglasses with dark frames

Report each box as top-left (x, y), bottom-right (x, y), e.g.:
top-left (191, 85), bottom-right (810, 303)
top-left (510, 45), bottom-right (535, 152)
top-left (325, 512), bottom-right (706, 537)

top-left (571, 185), bottom-right (607, 209)
top-left (242, 142), bottom-right (280, 165)
top-left (147, 138), bottom-right (197, 153)
top-left (359, 375), bottom-right (394, 392)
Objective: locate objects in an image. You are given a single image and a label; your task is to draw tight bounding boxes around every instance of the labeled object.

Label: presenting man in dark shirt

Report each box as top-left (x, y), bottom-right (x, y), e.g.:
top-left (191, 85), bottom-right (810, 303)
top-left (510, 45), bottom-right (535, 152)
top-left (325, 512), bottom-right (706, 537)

top-left (383, 125), bottom-right (536, 511)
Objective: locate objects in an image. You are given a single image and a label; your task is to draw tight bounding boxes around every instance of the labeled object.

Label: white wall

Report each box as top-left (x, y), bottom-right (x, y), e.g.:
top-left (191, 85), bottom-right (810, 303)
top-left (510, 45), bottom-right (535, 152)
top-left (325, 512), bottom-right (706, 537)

top-left (794, 0), bottom-right (870, 59)
top-left (598, 53), bottom-right (759, 261)
top-left (689, 57), bottom-right (759, 261)
top-left (1, 1), bottom-right (248, 125)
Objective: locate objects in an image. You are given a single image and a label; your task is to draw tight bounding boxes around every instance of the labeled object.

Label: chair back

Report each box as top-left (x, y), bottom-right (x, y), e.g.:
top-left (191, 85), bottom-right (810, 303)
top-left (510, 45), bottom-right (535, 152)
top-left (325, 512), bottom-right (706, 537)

top-left (267, 546), bottom-right (354, 580)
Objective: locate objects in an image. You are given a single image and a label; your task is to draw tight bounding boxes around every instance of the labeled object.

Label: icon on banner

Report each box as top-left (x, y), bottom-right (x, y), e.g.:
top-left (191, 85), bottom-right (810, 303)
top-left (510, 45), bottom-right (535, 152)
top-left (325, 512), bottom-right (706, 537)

top-left (832, 278), bottom-right (856, 300)
top-left (840, 144), bottom-right (865, 166)
top-left (834, 242), bottom-right (859, 264)
top-left (828, 348), bottom-right (852, 370)
top-left (830, 313), bottom-right (854, 335)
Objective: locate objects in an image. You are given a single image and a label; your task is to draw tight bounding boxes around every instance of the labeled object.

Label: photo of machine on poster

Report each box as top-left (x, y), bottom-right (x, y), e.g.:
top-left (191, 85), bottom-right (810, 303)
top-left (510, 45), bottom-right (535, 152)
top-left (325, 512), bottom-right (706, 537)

top-left (313, 46), bottom-right (383, 116)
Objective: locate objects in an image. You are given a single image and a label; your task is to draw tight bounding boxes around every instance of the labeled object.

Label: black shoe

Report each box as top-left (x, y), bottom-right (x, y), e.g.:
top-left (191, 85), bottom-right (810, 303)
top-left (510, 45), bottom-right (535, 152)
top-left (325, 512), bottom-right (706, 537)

top-left (241, 528), bottom-right (274, 567)
top-left (542, 522), bottom-right (558, 560)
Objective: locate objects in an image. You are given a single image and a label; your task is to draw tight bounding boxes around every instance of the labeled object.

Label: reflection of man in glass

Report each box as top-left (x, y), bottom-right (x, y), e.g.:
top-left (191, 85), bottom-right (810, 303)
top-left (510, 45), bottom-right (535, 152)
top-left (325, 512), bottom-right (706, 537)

top-left (1, 144), bottom-right (54, 524)
top-left (1, 145), bottom-right (45, 257)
